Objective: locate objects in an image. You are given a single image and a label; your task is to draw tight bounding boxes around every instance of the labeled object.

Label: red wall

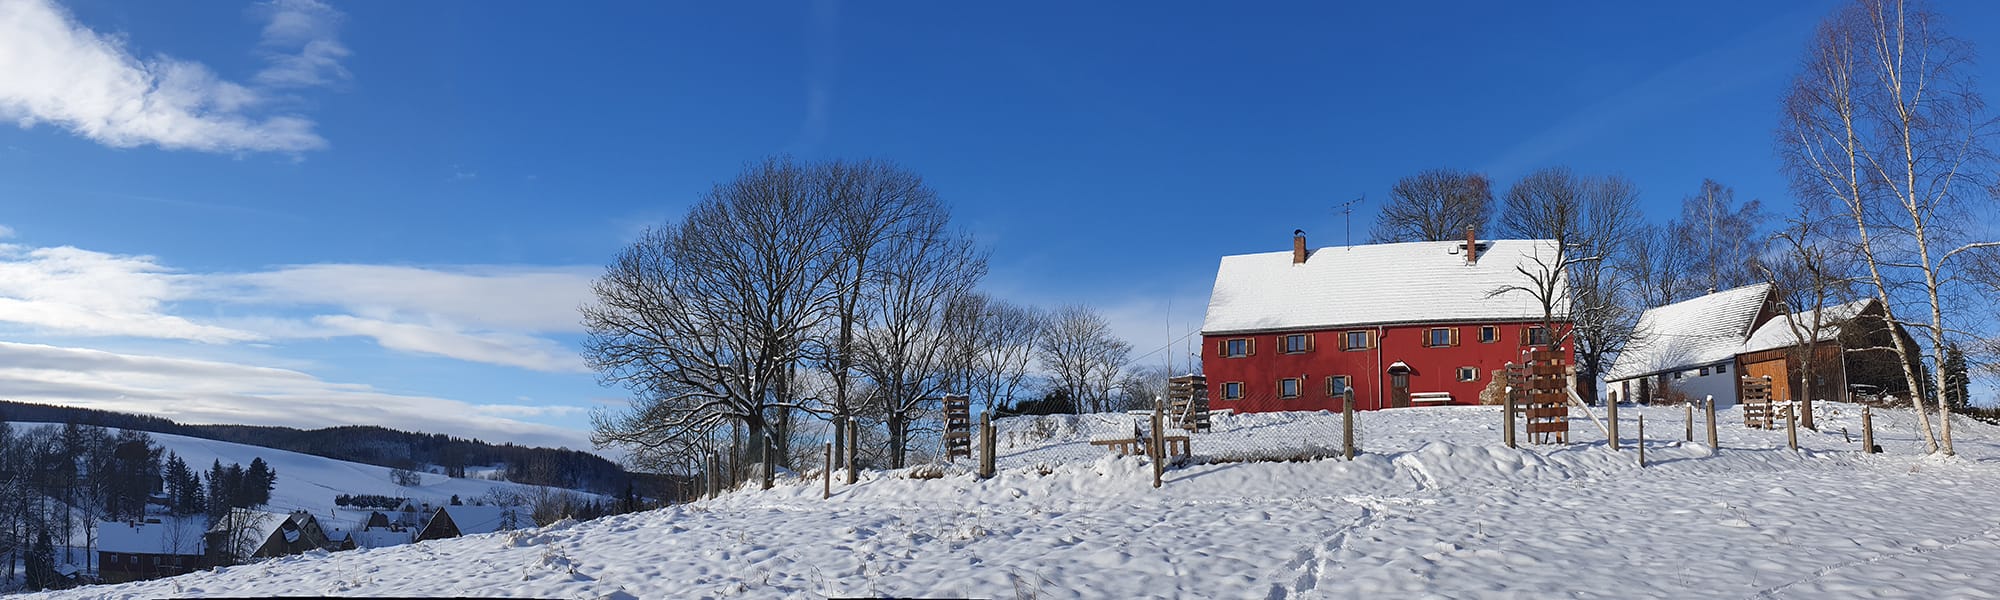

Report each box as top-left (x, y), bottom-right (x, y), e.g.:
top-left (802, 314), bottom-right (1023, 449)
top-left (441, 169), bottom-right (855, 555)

top-left (1202, 321), bottom-right (1572, 413)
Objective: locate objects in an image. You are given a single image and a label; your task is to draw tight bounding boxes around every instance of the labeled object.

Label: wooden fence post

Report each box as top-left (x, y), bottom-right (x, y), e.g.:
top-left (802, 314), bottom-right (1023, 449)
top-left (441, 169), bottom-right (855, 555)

top-left (1786, 404), bottom-right (1798, 452)
top-left (845, 417), bottom-right (858, 485)
top-left (1151, 404), bottom-right (1165, 489)
top-left (1343, 391), bottom-right (1357, 460)
top-left (1705, 395), bottom-right (1719, 451)
top-left (1607, 394), bottom-right (1620, 451)
top-left (1862, 406), bottom-right (1876, 454)
top-left (1684, 403), bottom-right (1694, 442)
top-left (978, 412), bottom-right (995, 479)
top-left (761, 433), bottom-right (775, 490)
top-left (822, 443), bottom-right (832, 499)
top-left (1637, 414), bottom-right (1646, 467)
top-left (1502, 393), bottom-right (1516, 449)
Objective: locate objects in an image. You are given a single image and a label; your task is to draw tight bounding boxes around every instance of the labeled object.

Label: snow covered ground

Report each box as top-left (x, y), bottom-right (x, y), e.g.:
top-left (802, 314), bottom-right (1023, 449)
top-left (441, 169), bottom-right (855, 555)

top-left (22, 403), bottom-right (2000, 599)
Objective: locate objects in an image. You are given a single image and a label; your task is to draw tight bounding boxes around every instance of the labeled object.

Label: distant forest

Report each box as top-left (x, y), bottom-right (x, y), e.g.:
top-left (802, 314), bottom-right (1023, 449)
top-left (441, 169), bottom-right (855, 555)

top-left (0, 400), bottom-right (645, 496)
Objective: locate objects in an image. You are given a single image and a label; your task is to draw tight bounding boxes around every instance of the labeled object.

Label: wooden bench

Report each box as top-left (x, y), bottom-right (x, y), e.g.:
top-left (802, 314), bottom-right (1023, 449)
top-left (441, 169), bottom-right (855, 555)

top-left (1410, 392), bottom-right (1454, 406)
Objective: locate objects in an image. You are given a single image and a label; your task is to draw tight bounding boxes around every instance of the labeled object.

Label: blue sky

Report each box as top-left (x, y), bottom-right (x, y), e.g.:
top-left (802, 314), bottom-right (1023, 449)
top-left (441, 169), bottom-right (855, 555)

top-left (2, 1), bottom-right (1997, 450)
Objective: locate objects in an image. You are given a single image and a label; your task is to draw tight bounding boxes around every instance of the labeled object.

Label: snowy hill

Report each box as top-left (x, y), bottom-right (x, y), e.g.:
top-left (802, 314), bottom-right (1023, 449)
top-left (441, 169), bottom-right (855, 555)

top-left (3, 423), bottom-right (588, 540)
top-left (22, 403), bottom-right (2000, 598)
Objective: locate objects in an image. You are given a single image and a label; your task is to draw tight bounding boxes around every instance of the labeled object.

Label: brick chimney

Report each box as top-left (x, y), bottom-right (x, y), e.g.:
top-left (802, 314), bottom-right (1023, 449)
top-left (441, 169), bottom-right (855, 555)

top-left (1464, 225), bottom-right (1478, 265)
top-left (1292, 229), bottom-right (1308, 264)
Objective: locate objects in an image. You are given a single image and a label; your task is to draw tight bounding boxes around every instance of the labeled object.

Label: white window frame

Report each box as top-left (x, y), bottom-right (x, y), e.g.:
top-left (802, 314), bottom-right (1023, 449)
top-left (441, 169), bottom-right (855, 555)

top-left (1457, 366), bottom-right (1477, 382)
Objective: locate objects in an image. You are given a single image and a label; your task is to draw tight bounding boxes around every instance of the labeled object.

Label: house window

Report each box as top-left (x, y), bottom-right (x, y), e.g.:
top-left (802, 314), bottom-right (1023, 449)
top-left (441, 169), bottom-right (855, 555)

top-left (1279, 378), bottom-right (1301, 399)
top-left (1716, 363), bottom-right (1729, 375)
top-left (1480, 326), bottom-right (1497, 343)
top-left (1222, 382), bottom-right (1243, 400)
top-left (1458, 367), bottom-right (1478, 382)
top-left (1224, 338), bottom-right (1249, 358)
top-left (1525, 326), bottom-right (1553, 346)
top-left (1284, 334), bottom-right (1309, 354)
top-left (1344, 330), bottom-right (1369, 350)
top-left (1700, 367), bottom-right (1710, 376)
top-left (1326, 375), bottom-right (1350, 397)
top-left (1427, 328), bottom-right (1454, 347)
top-left (1673, 371), bottom-right (1683, 380)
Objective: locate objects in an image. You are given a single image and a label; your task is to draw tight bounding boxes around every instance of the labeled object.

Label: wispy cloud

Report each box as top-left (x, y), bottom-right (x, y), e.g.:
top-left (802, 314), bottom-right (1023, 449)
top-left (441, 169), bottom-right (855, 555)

top-left (0, 0), bottom-right (342, 153)
top-left (0, 234), bottom-right (596, 371)
top-left (312, 314), bottom-right (588, 373)
top-left (0, 243), bottom-right (263, 342)
top-left (252, 0), bottom-right (350, 89)
top-left (0, 224), bottom-right (13, 239)
top-left (0, 340), bottom-right (591, 449)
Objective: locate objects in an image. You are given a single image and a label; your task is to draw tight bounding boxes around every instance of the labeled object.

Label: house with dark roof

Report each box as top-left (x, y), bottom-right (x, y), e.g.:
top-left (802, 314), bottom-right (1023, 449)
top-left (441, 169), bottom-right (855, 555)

top-left (1201, 229), bottom-right (1573, 413)
top-left (205, 509), bottom-right (337, 565)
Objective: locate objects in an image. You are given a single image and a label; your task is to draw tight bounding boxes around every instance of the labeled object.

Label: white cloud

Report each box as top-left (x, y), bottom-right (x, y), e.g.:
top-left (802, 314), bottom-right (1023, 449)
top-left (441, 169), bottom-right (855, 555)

top-left (313, 315), bottom-right (589, 373)
top-left (0, 340), bottom-right (591, 450)
top-left (0, 224), bottom-right (13, 238)
top-left (0, 0), bottom-right (334, 152)
top-left (0, 244), bottom-right (261, 342)
top-left (0, 239), bottom-right (596, 371)
top-left (217, 264), bottom-right (596, 332)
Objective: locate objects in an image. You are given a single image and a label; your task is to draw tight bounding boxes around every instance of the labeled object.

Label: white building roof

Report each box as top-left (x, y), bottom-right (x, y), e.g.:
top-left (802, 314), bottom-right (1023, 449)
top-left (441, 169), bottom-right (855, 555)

top-left (1201, 238), bottom-right (1567, 335)
top-left (1606, 284), bottom-right (1773, 381)
top-left (98, 516), bottom-right (208, 556)
top-left (1740, 298), bottom-right (1875, 355)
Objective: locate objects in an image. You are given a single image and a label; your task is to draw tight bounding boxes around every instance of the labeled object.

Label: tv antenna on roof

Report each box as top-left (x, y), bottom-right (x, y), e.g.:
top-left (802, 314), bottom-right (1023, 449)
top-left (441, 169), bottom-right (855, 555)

top-left (1334, 195), bottom-right (1364, 250)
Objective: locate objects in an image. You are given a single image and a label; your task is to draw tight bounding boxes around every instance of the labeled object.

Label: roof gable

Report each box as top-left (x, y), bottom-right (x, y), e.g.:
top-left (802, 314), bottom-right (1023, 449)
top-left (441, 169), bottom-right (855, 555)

top-left (1740, 298), bottom-right (1876, 355)
top-left (1201, 239), bottom-right (1566, 334)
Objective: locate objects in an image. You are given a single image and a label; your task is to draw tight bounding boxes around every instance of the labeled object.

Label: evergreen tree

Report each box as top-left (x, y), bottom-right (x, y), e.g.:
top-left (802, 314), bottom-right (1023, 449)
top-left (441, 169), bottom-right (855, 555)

top-left (245, 457), bottom-right (277, 507)
top-left (206, 460), bottom-right (230, 519)
top-left (1943, 344), bottom-right (1971, 412)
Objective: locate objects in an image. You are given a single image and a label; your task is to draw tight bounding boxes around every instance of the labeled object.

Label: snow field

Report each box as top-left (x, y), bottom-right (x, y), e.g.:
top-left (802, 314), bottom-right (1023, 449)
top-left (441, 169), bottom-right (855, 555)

top-left (24, 403), bottom-right (2000, 599)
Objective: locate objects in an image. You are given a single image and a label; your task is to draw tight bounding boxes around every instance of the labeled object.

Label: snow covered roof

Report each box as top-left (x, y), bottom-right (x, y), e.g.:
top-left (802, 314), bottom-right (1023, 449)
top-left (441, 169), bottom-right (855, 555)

top-left (1201, 239), bottom-right (1567, 335)
top-left (1606, 284), bottom-right (1774, 381)
top-left (208, 508), bottom-right (301, 545)
top-left (440, 505), bottom-right (514, 535)
top-left (1740, 298), bottom-right (1875, 355)
top-left (98, 516), bottom-right (208, 556)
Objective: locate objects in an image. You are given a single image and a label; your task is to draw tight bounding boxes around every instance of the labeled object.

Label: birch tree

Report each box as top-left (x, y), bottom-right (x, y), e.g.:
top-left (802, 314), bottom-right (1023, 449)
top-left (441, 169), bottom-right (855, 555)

top-left (1778, 0), bottom-right (1999, 454)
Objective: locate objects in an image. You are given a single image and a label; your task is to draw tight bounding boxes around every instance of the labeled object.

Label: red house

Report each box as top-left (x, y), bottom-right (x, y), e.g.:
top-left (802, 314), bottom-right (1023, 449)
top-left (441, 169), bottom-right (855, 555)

top-left (1200, 230), bottom-right (1571, 413)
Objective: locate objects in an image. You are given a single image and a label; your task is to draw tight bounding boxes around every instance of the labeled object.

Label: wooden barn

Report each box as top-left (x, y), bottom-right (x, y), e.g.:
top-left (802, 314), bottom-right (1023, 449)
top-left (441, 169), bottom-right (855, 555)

top-left (1200, 228), bottom-right (1573, 413)
top-left (1608, 285), bottom-right (1916, 406)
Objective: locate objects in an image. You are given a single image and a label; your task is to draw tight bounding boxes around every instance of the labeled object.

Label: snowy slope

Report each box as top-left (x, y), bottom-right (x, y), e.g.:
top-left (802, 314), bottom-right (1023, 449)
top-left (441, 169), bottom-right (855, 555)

top-left (3, 423), bottom-right (579, 525)
top-left (22, 404), bottom-right (2000, 599)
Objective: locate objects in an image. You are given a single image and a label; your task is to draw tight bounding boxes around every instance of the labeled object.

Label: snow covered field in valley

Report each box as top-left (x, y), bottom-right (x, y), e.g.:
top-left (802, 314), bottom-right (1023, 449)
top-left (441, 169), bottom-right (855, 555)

top-left (23, 403), bottom-right (2000, 599)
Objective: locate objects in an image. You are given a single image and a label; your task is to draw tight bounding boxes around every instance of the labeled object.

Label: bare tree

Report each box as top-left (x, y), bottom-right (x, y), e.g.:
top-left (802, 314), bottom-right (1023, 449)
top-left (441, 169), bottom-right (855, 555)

top-left (1368, 169), bottom-right (1496, 243)
top-left (585, 157), bottom-right (840, 476)
top-left (1778, 0), bottom-right (1999, 454)
top-left (852, 208), bottom-right (987, 468)
top-left (815, 160), bottom-right (940, 469)
top-left (1625, 222), bottom-right (1697, 307)
top-left (1674, 179), bottom-right (1768, 294)
top-left (1760, 199), bottom-right (1859, 430)
top-left (1035, 305), bottom-right (1132, 414)
top-left (945, 294), bottom-right (1044, 414)
top-left (1493, 167), bottom-right (1643, 405)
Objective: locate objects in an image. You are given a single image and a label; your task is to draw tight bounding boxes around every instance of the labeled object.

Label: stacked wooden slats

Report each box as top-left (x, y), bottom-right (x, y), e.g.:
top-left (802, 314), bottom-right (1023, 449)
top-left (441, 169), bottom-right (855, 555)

top-left (1523, 348), bottom-right (1569, 444)
top-left (943, 394), bottom-right (972, 461)
top-left (1168, 375), bottom-right (1210, 432)
top-left (1741, 376), bottom-right (1775, 429)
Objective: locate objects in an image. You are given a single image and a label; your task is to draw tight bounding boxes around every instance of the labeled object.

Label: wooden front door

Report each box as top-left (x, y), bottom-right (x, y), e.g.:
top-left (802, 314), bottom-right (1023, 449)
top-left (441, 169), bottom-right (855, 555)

top-left (1390, 372), bottom-right (1410, 408)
